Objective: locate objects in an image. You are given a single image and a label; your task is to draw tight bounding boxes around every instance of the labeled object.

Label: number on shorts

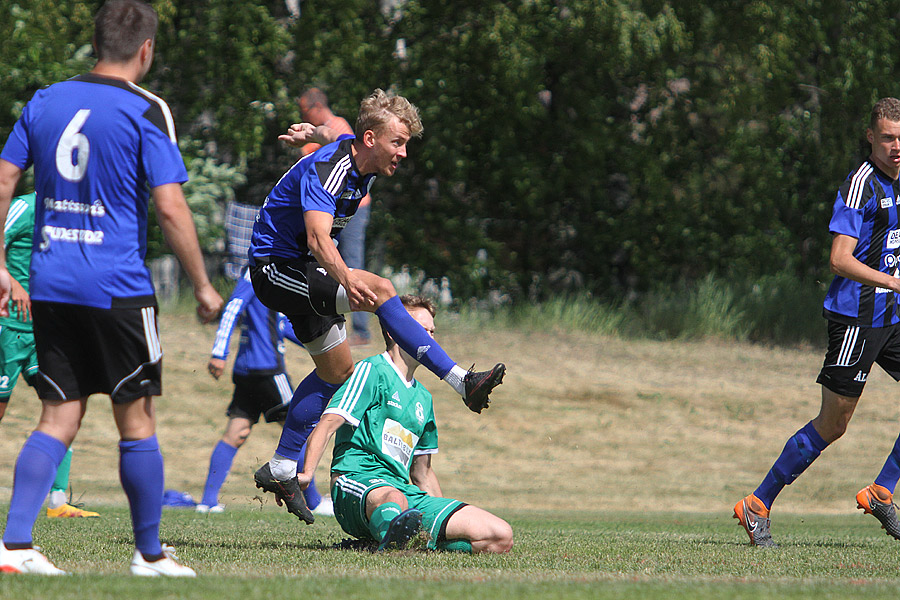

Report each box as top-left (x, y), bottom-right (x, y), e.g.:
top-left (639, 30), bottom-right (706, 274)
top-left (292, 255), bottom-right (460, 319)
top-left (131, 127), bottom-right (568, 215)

top-left (56, 109), bottom-right (92, 182)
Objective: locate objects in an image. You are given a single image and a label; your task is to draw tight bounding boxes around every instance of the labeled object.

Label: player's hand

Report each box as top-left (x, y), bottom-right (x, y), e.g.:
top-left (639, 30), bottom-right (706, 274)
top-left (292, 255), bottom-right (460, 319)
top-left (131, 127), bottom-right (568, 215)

top-left (208, 358), bottom-right (225, 380)
top-left (278, 122), bottom-right (316, 147)
top-left (0, 268), bottom-right (11, 318)
top-left (195, 283), bottom-right (224, 323)
top-left (9, 275), bottom-right (30, 323)
top-left (296, 472), bottom-right (313, 491)
top-left (345, 271), bottom-right (378, 311)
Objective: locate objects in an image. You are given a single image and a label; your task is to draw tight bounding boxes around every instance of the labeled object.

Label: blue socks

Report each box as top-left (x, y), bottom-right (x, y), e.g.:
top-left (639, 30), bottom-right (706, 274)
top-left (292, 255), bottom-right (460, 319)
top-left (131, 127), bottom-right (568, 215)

top-left (375, 296), bottom-right (455, 378)
top-left (2, 431), bottom-right (67, 545)
top-left (201, 441), bottom-right (238, 507)
top-left (875, 434), bottom-right (900, 493)
top-left (754, 421), bottom-right (828, 509)
top-left (120, 435), bottom-right (164, 557)
top-left (276, 371), bottom-right (340, 460)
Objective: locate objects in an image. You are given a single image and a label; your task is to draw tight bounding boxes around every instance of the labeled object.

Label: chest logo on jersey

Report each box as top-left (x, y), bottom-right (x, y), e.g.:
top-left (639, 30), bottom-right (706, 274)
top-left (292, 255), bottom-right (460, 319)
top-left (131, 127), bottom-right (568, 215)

top-left (888, 229), bottom-right (900, 250)
top-left (883, 197), bottom-right (896, 209)
top-left (381, 418), bottom-right (419, 469)
top-left (415, 402), bottom-right (425, 425)
top-left (388, 392), bottom-right (402, 411)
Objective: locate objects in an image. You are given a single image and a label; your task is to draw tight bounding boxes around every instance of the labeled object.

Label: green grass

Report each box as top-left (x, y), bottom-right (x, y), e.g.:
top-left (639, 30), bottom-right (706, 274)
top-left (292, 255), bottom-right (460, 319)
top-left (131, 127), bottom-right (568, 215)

top-left (4, 508), bottom-right (900, 598)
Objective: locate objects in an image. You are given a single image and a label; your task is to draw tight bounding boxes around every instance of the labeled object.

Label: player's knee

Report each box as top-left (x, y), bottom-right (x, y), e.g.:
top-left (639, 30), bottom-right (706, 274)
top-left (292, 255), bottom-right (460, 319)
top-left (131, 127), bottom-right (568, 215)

top-left (372, 276), bottom-right (396, 301)
top-left (489, 520), bottom-right (513, 553)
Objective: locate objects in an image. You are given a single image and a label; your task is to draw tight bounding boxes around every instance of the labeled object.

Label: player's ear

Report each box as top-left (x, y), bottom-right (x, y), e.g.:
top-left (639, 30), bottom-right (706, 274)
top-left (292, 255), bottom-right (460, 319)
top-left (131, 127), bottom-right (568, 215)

top-left (363, 129), bottom-right (377, 148)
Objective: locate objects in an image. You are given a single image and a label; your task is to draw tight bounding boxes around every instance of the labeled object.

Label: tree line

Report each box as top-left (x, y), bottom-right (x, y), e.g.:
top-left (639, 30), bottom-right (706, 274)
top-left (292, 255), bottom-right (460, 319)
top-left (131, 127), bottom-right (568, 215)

top-left (1, 1), bottom-right (895, 302)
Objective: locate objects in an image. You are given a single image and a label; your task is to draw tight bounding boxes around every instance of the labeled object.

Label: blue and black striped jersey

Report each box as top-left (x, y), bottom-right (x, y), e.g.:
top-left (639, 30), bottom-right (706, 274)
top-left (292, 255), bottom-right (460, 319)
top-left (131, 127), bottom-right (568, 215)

top-left (0, 73), bottom-right (188, 309)
top-left (248, 135), bottom-right (375, 264)
top-left (824, 160), bottom-right (900, 327)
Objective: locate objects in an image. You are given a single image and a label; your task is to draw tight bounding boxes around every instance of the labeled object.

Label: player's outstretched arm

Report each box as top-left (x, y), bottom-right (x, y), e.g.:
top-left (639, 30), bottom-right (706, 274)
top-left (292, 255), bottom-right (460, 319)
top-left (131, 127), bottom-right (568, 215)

top-left (278, 123), bottom-right (342, 148)
top-left (297, 413), bottom-right (345, 489)
top-left (151, 183), bottom-right (224, 322)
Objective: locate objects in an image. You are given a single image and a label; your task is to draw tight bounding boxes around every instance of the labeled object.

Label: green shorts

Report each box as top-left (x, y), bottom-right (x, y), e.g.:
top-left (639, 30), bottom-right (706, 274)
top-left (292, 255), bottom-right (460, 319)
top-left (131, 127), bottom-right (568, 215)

top-left (0, 325), bottom-right (37, 401)
top-left (331, 472), bottom-right (465, 549)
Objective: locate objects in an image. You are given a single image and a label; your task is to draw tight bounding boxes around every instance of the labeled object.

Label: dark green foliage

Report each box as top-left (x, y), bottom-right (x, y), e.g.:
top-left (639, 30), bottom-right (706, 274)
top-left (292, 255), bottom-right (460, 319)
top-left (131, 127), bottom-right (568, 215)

top-left (1, 0), bottom-right (896, 319)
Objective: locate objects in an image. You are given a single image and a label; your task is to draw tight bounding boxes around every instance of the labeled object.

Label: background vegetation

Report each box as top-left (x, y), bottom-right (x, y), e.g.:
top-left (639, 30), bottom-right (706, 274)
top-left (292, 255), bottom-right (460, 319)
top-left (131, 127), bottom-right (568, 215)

top-left (1, 0), bottom-right (893, 341)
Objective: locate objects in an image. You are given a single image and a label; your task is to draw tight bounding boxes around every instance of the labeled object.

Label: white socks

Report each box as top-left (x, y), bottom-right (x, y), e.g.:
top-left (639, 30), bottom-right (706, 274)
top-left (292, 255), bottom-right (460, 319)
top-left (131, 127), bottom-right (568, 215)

top-left (443, 364), bottom-right (468, 397)
top-left (269, 454), bottom-right (299, 481)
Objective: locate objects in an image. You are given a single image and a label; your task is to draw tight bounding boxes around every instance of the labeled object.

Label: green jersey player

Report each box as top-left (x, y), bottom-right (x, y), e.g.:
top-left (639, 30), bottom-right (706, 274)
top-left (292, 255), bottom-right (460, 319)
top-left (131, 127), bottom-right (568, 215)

top-left (0, 192), bottom-right (99, 519)
top-left (297, 295), bottom-right (512, 552)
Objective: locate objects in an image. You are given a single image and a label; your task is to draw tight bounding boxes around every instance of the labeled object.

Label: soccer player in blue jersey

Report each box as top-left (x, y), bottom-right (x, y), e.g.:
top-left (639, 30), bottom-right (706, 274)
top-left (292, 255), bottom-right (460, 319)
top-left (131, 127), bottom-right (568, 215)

top-left (297, 295), bottom-right (513, 553)
top-left (199, 268), bottom-right (332, 516)
top-left (248, 89), bottom-right (506, 524)
top-left (735, 98), bottom-right (900, 547)
top-left (0, 0), bottom-right (223, 575)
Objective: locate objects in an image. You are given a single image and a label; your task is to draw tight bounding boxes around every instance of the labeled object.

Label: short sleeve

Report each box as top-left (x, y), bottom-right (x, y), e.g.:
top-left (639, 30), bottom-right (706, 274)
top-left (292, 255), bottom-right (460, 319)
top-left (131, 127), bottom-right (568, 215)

top-left (323, 359), bottom-right (379, 426)
top-left (139, 100), bottom-right (188, 188)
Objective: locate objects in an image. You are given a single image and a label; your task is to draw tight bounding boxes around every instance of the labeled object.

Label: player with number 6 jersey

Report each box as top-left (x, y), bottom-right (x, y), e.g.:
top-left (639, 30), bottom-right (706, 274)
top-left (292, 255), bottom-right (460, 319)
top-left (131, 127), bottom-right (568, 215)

top-left (2, 73), bottom-right (186, 309)
top-left (0, 0), bottom-right (222, 577)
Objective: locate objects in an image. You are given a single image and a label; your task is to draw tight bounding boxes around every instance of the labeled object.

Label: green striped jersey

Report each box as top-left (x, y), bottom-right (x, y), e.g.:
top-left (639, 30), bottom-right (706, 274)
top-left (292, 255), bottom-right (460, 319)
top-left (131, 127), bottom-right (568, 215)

top-left (325, 352), bottom-right (437, 482)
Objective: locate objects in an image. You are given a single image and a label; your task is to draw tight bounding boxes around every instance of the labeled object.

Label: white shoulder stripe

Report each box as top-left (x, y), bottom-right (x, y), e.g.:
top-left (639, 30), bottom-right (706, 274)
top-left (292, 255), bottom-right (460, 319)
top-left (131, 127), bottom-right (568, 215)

top-left (336, 360), bottom-right (372, 416)
top-left (324, 155), bottom-right (352, 196)
top-left (4, 199), bottom-right (29, 234)
top-left (125, 81), bottom-right (178, 144)
top-left (846, 163), bottom-right (874, 210)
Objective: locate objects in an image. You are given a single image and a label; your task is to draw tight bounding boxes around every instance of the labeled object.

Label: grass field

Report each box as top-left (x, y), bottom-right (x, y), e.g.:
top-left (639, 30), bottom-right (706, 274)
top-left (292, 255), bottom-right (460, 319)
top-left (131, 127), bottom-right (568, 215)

top-left (3, 306), bottom-right (900, 596)
top-left (2, 508), bottom-right (900, 598)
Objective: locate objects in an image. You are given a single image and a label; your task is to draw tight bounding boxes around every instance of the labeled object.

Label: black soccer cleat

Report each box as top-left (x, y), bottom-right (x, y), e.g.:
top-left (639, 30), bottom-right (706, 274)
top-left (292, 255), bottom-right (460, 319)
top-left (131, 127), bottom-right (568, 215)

top-left (254, 463), bottom-right (315, 524)
top-left (462, 363), bottom-right (506, 414)
top-left (377, 508), bottom-right (423, 551)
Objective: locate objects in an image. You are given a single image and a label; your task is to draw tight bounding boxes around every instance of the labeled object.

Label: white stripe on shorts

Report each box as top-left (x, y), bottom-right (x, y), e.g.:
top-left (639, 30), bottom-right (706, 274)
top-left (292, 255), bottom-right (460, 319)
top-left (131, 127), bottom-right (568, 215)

top-left (142, 307), bottom-right (163, 362)
top-left (836, 325), bottom-right (860, 367)
top-left (273, 372), bottom-right (292, 403)
top-left (264, 264), bottom-right (310, 297)
top-left (335, 475), bottom-right (368, 499)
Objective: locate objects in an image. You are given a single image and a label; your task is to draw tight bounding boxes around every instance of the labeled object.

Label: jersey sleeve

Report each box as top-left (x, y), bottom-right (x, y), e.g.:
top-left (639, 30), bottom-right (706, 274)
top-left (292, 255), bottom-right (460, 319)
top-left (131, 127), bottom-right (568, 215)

top-left (828, 176), bottom-right (871, 239)
top-left (4, 196), bottom-right (32, 248)
top-left (323, 359), bottom-right (379, 427)
top-left (210, 275), bottom-right (253, 359)
top-left (299, 166), bottom-right (338, 215)
top-left (138, 96), bottom-right (188, 188)
top-left (0, 95), bottom-right (36, 170)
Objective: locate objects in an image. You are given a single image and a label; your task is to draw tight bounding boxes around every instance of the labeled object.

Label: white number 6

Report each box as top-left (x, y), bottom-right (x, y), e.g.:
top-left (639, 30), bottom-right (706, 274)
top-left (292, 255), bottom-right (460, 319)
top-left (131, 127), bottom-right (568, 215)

top-left (56, 109), bottom-right (91, 182)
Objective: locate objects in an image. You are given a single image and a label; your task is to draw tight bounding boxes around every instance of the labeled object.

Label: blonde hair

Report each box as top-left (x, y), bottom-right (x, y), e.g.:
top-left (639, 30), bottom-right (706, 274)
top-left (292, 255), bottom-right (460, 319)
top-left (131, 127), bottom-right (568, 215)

top-left (356, 89), bottom-right (423, 139)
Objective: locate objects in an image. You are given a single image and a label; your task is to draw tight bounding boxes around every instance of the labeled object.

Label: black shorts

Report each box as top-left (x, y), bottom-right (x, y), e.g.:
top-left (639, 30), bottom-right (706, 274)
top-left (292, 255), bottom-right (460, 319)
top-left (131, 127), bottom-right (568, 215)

top-left (250, 259), bottom-right (345, 343)
top-left (228, 372), bottom-right (294, 424)
top-left (816, 320), bottom-right (900, 397)
top-left (32, 300), bottom-right (163, 404)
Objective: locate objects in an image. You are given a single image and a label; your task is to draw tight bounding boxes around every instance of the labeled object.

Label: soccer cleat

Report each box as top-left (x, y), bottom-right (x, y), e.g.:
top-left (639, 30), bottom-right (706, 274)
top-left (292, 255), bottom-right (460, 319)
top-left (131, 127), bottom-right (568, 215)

top-left (462, 363), bottom-right (506, 413)
top-left (130, 544), bottom-right (196, 577)
top-left (0, 543), bottom-right (66, 575)
top-left (856, 483), bottom-right (900, 540)
top-left (47, 503), bottom-right (100, 518)
top-left (377, 508), bottom-right (423, 551)
top-left (733, 494), bottom-right (777, 548)
top-left (195, 504), bottom-right (225, 514)
top-left (254, 463), bottom-right (315, 524)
